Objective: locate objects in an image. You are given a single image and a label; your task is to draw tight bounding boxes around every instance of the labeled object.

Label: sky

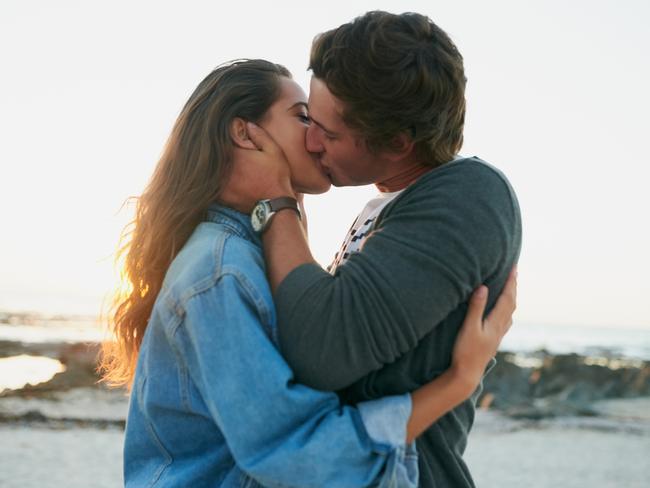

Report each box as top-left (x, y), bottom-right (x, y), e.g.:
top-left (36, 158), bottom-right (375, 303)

top-left (1, 0), bottom-right (649, 329)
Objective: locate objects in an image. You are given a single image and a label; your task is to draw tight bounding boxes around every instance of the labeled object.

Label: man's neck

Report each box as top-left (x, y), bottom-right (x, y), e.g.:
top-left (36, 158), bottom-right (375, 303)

top-left (376, 162), bottom-right (433, 193)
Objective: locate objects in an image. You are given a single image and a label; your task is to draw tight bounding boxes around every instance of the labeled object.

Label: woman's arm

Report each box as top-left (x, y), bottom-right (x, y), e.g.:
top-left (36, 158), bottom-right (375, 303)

top-left (407, 267), bottom-right (517, 442)
top-left (177, 265), bottom-right (514, 486)
top-left (178, 272), bottom-right (415, 488)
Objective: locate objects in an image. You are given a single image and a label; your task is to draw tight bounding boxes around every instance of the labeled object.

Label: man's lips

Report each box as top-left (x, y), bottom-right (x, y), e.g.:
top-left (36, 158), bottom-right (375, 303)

top-left (314, 155), bottom-right (330, 176)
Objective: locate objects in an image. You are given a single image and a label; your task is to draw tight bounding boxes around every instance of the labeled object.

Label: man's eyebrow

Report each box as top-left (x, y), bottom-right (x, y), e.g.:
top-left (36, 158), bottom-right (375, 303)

top-left (309, 113), bottom-right (339, 136)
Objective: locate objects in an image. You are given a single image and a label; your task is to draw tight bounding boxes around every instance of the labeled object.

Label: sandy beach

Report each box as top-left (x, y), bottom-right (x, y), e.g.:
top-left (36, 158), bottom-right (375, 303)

top-left (1, 425), bottom-right (124, 488)
top-left (2, 323), bottom-right (649, 487)
top-left (465, 407), bottom-right (650, 488)
top-left (1, 389), bottom-right (649, 487)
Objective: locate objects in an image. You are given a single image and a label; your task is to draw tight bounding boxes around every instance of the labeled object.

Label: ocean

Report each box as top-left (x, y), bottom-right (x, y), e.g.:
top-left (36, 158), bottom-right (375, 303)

top-left (1, 315), bottom-right (649, 392)
top-left (2, 315), bottom-right (648, 357)
top-left (499, 322), bottom-right (650, 361)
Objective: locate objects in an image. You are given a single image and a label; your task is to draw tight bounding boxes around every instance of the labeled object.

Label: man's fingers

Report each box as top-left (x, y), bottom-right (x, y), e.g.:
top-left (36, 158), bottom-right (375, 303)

top-left (247, 122), bottom-right (276, 153)
top-left (464, 286), bottom-right (489, 329)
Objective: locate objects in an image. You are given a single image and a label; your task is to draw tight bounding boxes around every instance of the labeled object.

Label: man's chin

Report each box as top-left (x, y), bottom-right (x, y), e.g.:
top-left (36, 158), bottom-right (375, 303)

top-left (297, 179), bottom-right (333, 195)
top-left (326, 173), bottom-right (344, 187)
top-left (330, 178), bottom-right (364, 188)
top-left (305, 185), bottom-right (332, 195)
top-left (323, 170), bottom-right (354, 188)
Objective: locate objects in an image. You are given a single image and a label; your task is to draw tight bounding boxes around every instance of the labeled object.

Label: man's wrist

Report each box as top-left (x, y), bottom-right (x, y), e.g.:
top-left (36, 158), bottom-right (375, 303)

top-left (261, 202), bottom-right (302, 234)
top-left (263, 178), bottom-right (296, 201)
top-left (251, 196), bottom-right (301, 233)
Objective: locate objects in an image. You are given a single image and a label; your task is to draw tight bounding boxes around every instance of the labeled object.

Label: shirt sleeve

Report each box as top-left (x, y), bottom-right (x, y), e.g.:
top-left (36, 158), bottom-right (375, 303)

top-left (175, 272), bottom-right (418, 488)
top-left (275, 160), bottom-right (522, 391)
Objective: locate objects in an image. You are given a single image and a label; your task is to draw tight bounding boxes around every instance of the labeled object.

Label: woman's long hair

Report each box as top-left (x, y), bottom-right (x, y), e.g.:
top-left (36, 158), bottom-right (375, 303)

top-left (99, 60), bottom-right (291, 389)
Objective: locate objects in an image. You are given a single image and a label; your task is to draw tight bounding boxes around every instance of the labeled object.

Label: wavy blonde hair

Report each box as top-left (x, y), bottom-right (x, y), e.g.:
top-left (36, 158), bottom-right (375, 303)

top-left (99, 59), bottom-right (290, 389)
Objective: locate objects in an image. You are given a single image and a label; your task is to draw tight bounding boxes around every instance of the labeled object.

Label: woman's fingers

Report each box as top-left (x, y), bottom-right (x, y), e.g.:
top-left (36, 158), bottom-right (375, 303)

top-left (450, 269), bottom-right (518, 380)
top-left (453, 286), bottom-right (488, 358)
top-left (485, 266), bottom-right (518, 338)
top-left (465, 285), bottom-right (489, 331)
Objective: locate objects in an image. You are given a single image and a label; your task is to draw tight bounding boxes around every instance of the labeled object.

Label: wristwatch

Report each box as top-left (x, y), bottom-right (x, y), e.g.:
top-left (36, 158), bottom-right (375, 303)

top-left (251, 197), bottom-right (301, 233)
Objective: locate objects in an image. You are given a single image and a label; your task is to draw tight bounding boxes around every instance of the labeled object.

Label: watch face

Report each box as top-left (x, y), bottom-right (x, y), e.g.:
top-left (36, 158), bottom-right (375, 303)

top-left (251, 201), bottom-right (269, 232)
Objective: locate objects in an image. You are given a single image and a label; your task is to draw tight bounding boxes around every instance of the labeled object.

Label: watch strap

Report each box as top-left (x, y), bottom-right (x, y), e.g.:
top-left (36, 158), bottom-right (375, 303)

top-left (268, 197), bottom-right (301, 219)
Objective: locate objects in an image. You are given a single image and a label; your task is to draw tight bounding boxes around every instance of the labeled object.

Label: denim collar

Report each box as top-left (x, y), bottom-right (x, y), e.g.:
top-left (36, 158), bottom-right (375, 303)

top-left (204, 203), bottom-right (261, 248)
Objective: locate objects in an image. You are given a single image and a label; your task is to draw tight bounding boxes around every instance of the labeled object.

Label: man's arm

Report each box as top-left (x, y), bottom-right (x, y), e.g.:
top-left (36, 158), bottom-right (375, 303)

top-left (273, 160), bottom-right (521, 391)
top-left (218, 124), bottom-right (521, 392)
top-left (261, 209), bottom-right (314, 290)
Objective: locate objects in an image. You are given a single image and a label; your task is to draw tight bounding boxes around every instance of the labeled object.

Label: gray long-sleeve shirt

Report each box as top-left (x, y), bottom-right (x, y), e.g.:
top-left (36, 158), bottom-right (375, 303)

top-left (275, 156), bottom-right (522, 487)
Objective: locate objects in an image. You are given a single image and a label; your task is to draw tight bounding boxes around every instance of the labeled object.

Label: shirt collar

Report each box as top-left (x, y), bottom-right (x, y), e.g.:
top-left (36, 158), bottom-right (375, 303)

top-left (204, 203), bottom-right (261, 247)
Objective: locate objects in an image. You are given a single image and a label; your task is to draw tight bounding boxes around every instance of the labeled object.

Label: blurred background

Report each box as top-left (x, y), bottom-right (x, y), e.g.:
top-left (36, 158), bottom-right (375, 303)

top-left (1, 1), bottom-right (648, 487)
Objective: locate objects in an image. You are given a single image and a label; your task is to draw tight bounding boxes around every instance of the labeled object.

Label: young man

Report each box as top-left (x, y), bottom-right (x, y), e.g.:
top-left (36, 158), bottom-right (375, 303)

top-left (223, 11), bottom-right (522, 487)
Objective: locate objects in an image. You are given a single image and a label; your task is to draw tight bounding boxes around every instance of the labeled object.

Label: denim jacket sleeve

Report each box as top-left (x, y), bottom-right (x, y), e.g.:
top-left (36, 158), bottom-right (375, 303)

top-left (174, 271), bottom-right (418, 488)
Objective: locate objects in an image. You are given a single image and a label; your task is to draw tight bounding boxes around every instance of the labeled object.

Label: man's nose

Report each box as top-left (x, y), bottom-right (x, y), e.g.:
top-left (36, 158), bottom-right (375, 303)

top-left (305, 124), bottom-right (324, 153)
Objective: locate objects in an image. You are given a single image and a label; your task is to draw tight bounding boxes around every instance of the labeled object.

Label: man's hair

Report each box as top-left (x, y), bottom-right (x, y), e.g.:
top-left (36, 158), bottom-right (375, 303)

top-left (309, 11), bottom-right (466, 167)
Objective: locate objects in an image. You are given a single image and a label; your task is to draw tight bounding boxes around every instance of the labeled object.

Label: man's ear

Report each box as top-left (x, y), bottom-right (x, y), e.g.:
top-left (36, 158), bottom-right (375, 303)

top-left (230, 118), bottom-right (257, 150)
top-left (386, 132), bottom-right (415, 161)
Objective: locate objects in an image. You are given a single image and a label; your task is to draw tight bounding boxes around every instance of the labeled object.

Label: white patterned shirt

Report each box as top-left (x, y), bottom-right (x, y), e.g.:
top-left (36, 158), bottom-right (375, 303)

top-left (328, 189), bottom-right (404, 274)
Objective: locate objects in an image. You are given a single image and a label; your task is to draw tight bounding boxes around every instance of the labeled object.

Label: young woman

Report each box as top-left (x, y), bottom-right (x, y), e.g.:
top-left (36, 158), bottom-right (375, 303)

top-left (100, 59), bottom-right (516, 487)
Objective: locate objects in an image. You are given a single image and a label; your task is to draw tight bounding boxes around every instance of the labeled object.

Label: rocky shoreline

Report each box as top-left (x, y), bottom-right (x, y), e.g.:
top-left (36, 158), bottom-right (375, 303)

top-left (0, 340), bottom-right (100, 391)
top-left (479, 350), bottom-right (650, 419)
top-left (0, 340), bottom-right (127, 428)
top-left (1, 340), bottom-right (649, 427)
top-left (2, 339), bottom-right (649, 488)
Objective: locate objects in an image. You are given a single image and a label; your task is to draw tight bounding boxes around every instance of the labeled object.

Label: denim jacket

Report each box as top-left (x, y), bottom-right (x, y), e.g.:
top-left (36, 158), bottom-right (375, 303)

top-left (124, 204), bottom-right (419, 487)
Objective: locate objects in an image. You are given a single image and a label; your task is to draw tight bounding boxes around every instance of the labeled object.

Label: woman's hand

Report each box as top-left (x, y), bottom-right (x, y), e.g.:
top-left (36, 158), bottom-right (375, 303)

top-left (450, 266), bottom-right (518, 389)
top-left (406, 266), bottom-right (517, 443)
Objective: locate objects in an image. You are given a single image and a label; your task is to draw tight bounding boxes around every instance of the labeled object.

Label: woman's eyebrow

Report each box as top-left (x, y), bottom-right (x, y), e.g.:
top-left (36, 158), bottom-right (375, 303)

top-left (287, 101), bottom-right (309, 112)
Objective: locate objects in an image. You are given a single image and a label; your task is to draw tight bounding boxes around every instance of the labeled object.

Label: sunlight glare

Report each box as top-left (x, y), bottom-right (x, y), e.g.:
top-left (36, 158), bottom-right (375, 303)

top-left (0, 355), bottom-right (66, 392)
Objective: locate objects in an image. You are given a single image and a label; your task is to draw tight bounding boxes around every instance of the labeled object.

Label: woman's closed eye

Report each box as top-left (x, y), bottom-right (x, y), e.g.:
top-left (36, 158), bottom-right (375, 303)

top-left (297, 113), bottom-right (311, 124)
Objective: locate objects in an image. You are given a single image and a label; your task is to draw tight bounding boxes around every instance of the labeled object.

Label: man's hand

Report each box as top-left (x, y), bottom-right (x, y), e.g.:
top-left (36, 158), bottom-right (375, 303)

top-left (219, 122), bottom-right (295, 213)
